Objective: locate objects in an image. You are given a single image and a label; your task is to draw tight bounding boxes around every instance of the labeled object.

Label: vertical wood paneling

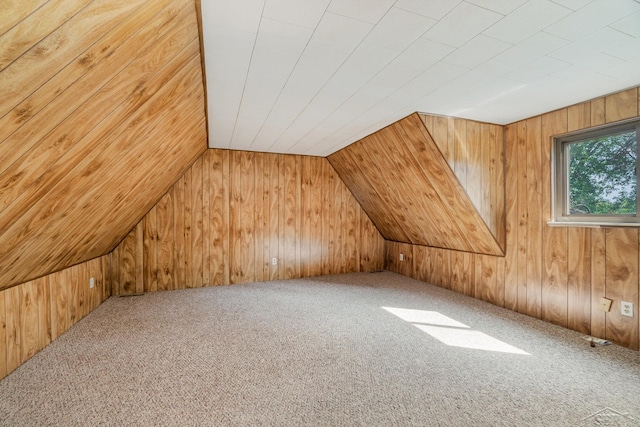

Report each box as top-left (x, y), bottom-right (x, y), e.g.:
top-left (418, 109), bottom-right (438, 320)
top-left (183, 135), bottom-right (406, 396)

top-left (112, 149), bottom-right (384, 295)
top-left (504, 124), bottom-right (518, 311)
top-left (390, 87), bottom-right (640, 350)
top-left (5, 287), bottom-right (21, 375)
top-left (144, 206), bottom-right (158, 292)
top-left (0, 256), bottom-right (109, 380)
top-left (568, 228), bottom-right (591, 334)
top-left (0, 292), bottom-right (6, 380)
top-left (202, 151), bottom-right (211, 285)
top-left (0, 0), bottom-right (206, 291)
top-left (192, 157), bottom-right (204, 287)
top-left (605, 229), bottom-right (639, 350)
top-left (541, 110), bottom-right (568, 327)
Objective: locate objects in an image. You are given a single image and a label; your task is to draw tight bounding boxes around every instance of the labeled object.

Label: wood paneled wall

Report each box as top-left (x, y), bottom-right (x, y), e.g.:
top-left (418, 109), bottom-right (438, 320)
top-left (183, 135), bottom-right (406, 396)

top-left (111, 149), bottom-right (385, 294)
top-left (420, 114), bottom-right (505, 248)
top-left (328, 113), bottom-right (504, 256)
top-left (0, 0), bottom-right (207, 291)
top-left (0, 255), bottom-right (110, 382)
top-left (386, 87), bottom-right (640, 350)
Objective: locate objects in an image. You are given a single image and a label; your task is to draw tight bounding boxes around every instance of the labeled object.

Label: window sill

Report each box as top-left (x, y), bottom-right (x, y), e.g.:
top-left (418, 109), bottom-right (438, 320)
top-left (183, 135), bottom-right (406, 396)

top-left (547, 221), bottom-right (640, 228)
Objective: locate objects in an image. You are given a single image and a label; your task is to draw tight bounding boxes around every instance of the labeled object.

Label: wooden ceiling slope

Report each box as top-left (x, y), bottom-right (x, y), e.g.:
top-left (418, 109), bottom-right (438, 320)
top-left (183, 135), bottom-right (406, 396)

top-left (328, 113), bottom-right (504, 256)
top-left (0, 0), bottom-right (207, 291)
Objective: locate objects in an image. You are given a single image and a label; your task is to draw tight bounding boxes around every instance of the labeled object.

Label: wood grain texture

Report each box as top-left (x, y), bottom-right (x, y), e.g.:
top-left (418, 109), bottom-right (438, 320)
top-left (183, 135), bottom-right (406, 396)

top-left (0, 0), bottom-right (206, 291)
top-left (0, 256), bottom-right (108, 379)
top-left (113, 149), bottom-right (384, 290)
top-left (329, 113), bottom-right (504, 256)
top-left (385, 84), bottom-right (640, 350)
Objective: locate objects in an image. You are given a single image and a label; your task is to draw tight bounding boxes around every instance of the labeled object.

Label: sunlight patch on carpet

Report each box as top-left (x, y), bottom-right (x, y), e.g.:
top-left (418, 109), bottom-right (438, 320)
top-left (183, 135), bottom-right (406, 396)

top-left (382, 306), bottom-right (529, 355)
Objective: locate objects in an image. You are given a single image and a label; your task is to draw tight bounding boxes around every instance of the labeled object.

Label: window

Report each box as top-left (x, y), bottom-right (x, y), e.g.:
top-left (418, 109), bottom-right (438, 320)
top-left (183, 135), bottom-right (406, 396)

top-left (553, 118), bottom-right (640, 226)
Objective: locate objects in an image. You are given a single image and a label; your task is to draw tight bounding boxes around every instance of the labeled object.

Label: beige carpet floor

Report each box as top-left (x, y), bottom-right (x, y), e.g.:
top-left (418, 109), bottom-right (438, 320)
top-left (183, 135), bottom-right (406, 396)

top-left (0, 271), bottom-right (639, 426)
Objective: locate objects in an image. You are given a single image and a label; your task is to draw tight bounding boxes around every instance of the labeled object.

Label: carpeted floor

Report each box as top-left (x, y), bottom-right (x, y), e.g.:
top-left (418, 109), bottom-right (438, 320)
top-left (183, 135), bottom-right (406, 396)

top-left (1, 272), bottom-right (639, 426)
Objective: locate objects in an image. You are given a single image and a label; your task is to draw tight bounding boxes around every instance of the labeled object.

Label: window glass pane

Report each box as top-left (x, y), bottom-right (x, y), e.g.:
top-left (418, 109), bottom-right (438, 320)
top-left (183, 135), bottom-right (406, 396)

top-left (567, 130), bottom-right (636, 215)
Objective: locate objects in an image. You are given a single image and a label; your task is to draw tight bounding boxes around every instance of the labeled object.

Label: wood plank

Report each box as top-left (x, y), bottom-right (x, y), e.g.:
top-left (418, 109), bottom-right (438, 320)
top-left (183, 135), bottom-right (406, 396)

top-left (0, 0), bottom-right (143, 123)
top-left (119, 229), bottom-right (137, 295)
top-left (0, 0), bottom-right (49, 36)
top-left (541, 110), bottom-right (568, 328)
top-left (156, 191), bottom-right (174, 292)
top-left (229, 151), bottom-right (241, 284)
top-left (568, 228), bottom-right (591, 334)
top-left (135, 221), bottom-right (144, 294)
top-left (309, 157), bottom-right (323, 276)
top-left (321, 159), bottom-right (333, 275)
top-left (0, 0), bottom-right (94, 71)
top-left (0, 0), bottom-right (178, 146)
top-left (526, 116), bottom-right (543, 319)
top-left (173, 175), bottom-right (186, 289)
top-left (605, 229), bottom-right (639, 350)
top-left (202, 150), bottom-right (211, 285)
top-left (0, 291), bottom-right (6, 380)
top-left (278, 153), bottom-right (286, 280)
top-left (476, 255), bottom-right (497, 304)
top-left (300, 156), bottom-right (311, 277)
top-left (590, 229), bottom-right (606, 339)
top-left (37, 276), bottom-right (51, 350)
top-left (191, 156), bottom-right (203, 288)
top-left (143, 206), bottom-right (158, 292)
top-left (567, 102), bottom-right (591, 132)
top-left (453, 119), bottom-right (468, 188)
top-left (516, 120), bottom-right (528, 314)
top-left (241, 151), bottom-right (256, 283)
top-left (294, 156), bottom-right (302, 278)
top-left (605, 88), bottom-right (638, 123)
top-left (466, 121), bottom-right (483, 218)
top-left (102, 254), bottom-right (111, 301)
top-left (68, 265), bottom-right (80, 327)
top-left (260, 152), bottom-right (270, 280)
top-left (269, 154), bottom-right (280, 280)
top-left (591, 97), bottom-right (605, 126)
top-left (481, 124), bottom-right (493, 231)
top-left (345, 188), bottom-right (359, 273)
top-left (222, 150), bottom-right (231, 285)
top-left (503, 124), bottom-right (518, 311)
top-left (50, 271), bottom-right (64, 340)
top-left (184, 167), bottom-right (193, 288)
top-left (5, 287), bottom-right (21, 374)
top-left (284, 155), bottom-right (297, 279)
top-left (254, 152), bottom-right (265, 282)
top-left (209, 149), bottom-right (224, 285)
top-left (20, 280), bottom-right (39, 363)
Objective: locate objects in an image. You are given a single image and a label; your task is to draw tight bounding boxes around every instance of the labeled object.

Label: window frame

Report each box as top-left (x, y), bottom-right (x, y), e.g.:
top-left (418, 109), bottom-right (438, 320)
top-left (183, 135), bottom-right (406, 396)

top-left (551, 118), bottom-right (640, 227)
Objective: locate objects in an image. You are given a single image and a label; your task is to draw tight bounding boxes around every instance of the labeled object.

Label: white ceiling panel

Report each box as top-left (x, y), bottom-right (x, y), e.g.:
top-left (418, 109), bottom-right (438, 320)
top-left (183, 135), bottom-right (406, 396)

top-left (394, 0), bottom-right (463, 20)
top-left (202, 0), bottom-right (640, 155)
top-left (483, 0), bottom-right (572, 44)
top-left (421, 2), bottom-right (504, 47)
top-left (544, 0), bottom-right (640, 41)
top-left (442, 35), bottom-right (512, 68)
top-left (364, 7), bottom-right (436, 50)
top-left (327, 0), bottom-right (396, 24)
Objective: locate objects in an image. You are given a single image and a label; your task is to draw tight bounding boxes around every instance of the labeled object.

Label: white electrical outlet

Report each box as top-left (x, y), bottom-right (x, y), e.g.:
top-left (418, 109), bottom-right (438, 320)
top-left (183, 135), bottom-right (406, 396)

top-left (271, 257), bottom-right (277, 266)
top-left (89, 277), bottom-right (95, 289)
top-left (399, 253), bottom-right (404, 261)
top-left (621, 301), bottom-right (633, 317)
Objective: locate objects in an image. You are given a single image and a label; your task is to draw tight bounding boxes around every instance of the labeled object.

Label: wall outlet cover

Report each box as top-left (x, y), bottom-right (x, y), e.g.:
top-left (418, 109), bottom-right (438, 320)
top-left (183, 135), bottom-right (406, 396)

top-left (599, 297), bottom-right (612, 312)
top-left (621, 301), bottom-right (633, 317)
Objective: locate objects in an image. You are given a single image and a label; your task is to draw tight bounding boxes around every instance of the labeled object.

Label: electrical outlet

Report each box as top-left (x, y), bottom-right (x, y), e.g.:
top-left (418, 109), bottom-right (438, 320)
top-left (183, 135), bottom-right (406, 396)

top-left (621, 301), bottom-right (633, 317)
top-left (599, 297), bottom-right (612, 312)
top-left (399, 253), bottom-right (404, 261)
top-left (271, 257), bottom-right (277, 266)
top-left (89, 277), bottom-right (95, 289)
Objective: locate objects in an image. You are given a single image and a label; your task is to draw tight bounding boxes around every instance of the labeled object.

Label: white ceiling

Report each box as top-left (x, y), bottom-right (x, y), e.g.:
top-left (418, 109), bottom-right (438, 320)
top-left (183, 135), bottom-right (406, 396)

top-left (200, 0), bottom-right (640, 156)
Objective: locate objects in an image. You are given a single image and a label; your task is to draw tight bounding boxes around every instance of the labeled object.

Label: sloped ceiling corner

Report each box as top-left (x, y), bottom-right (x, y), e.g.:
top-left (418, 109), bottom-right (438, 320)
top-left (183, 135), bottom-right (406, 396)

top-left (328, 113), bottom-right (504, 256)
top-left (0, 0), bottom-right (207, 291)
